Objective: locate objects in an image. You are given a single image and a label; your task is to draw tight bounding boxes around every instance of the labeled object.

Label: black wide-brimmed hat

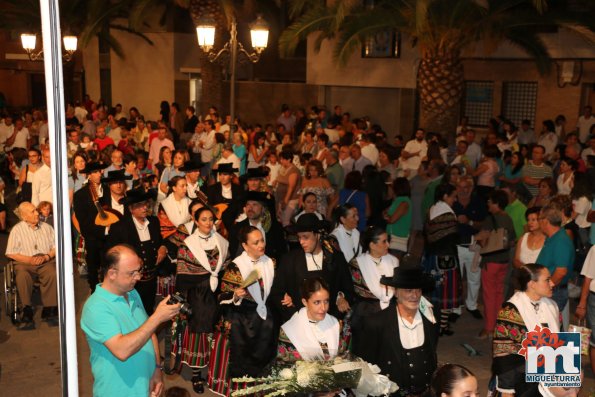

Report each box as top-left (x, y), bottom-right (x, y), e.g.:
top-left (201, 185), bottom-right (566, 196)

top-left (212, 163), bottom-right (238, 174)
top-left (286, 213), bottom-right (330, 233)
top-left (81, 162), bottom-right (106, 174)
top-left (243, 167), bottom-right (269, 179)
top-left (119, 188), bottom-right (156, 206)
top-left (180, 158), bottom-right (205, 172)
top-left (101, 169), bottom-right (133, 183)
top-left (242, 190), bottom-right (274, 206)
top-left (380, 266), bottom-right (434, 292)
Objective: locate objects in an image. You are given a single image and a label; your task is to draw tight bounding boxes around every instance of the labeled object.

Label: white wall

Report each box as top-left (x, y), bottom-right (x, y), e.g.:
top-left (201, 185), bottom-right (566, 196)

top-left (82, 37), bottom-right (101, 102)
top-left (307, 35), bottom-right (419, 88)
top-left (110, 31), bottom-right (175, 120)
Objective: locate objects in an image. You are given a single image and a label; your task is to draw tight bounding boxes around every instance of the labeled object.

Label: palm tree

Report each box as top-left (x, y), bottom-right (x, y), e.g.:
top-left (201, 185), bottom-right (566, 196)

top-left (1, 0), bottom-right (160, 58)
top-left (174, 0), bottom-right (231, 116)
top-left (176, 0), bottom-right (280, 117)
top-left (279, 0), bottom-right (595, 136)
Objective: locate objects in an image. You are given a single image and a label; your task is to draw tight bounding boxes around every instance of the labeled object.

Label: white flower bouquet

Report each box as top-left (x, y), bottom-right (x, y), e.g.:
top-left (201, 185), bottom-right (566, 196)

top-left (232, 357), bottom-right (398, 397)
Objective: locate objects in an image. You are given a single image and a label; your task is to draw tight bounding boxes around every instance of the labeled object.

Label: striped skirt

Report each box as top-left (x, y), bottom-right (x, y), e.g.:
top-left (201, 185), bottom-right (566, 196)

top-left (422, 254), bottom-right (463, 310)
top-left (171, 322), bottom-right (211, 369)
top-left (208, 331), bottom-right (233, 397)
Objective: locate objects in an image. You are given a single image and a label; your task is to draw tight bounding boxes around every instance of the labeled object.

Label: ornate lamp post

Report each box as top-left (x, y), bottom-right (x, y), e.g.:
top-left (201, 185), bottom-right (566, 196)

top-left (21, 33), bottom-right (78, 61)
top-left (195, 15), bottom-right (269, 126)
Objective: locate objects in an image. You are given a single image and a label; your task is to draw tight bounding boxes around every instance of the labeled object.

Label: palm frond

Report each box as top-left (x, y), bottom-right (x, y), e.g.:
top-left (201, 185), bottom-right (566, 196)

top-left (331, 8), bottom-right (409, 65)
top-left (278, 4), bottom-right (336, 57)
top-left (505, 28), bottom-right (551, 73)
top-left (109, 23), bottom-right (154, 45)
top-left (287, 0), bottom-right (323, 19)
top-left (128, 0), bottom-right (162, 31)
top-left (104, 33), bottom-right (125, 59)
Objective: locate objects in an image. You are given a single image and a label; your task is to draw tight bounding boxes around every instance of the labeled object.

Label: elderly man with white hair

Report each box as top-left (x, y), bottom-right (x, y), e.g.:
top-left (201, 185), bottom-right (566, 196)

top-left (6, 201), bottom-right (57, 329)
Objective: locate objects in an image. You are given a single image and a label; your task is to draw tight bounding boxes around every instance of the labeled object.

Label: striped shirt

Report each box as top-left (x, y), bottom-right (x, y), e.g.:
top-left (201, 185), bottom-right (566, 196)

top-left (522, 162), bottom-right (553, 197)
top-left (6, 221), bottom-right (55, 257)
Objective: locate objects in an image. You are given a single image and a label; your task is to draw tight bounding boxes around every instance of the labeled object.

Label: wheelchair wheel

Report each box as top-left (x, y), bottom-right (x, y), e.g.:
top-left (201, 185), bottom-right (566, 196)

top-left (3, 262), bottom-right (20, 325)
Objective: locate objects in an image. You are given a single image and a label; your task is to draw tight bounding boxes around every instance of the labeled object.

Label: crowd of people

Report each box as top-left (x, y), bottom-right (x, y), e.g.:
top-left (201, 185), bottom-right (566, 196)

top-left (1, 98), bottom-right (593, 397)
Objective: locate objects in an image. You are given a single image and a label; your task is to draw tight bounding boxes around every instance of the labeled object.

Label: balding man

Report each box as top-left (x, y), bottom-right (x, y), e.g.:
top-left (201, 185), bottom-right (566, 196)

top-left (6, 201), bottom-right (57, 329)
top-left (81, 245), bottom-right (180, 397)
top-left (31, 148), bottom-right (52, 206)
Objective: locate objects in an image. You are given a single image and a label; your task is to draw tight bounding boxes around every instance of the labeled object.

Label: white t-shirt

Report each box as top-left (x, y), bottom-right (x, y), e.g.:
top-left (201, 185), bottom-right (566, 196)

top-left (324, 128), bottom-right (340, 143)
top-left (573, 196), bottom-right (592, 229)
top-left (400, 139), bottom-right (427, 171)
top-left (360, 143), bottom-right (379, 166)
top-left (577, 115), bottom-right (595, 143)
top-left (580, 246), bottom-right (595, 292)
top-left (216, 154), bottom-right (241, 176)
top-left (31, 163), bottom-right (52, 206)
top-left (266, 162), bottom-right (281, 186)
top-left (581, 147), bottom-right (595, 163)
top-left (0, 123), bottom-right (14, 152)
top-left (6, 127), bottom-right (30, 151)
top-left (108, 127), bottom-right (122, 146)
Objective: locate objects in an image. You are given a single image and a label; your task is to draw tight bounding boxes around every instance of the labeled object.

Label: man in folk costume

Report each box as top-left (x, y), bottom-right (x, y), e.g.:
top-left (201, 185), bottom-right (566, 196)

top-left (228, 190), bottom-right (287, 260)
top-left (181, 158), bottom-right (205, 200)
top-left (101, 169), bottom-right (133, 217)
top-left (206, 162), bottom-right (245, 231)
top-left (106, 189), bottom-right (169, 314)
top-left (74, 162), bottom-right (109, 291)
top-left (270, 213), bottom-right (354, 323)
top-left (235, 167), bottom-right (276, 222)
top-left (356, 267), bottom-right (439, 397)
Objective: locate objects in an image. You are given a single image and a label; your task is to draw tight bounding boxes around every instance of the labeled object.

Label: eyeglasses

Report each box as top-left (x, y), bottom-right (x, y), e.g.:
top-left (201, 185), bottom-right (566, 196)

top-left (122, 267), bottom-right (144, 278)
top-left (113, 263), bottom-right (144, 278)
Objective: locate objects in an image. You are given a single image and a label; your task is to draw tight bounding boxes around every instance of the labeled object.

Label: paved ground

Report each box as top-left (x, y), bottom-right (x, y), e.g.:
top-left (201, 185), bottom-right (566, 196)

top-left (1, 204), bottom-right (595, 396)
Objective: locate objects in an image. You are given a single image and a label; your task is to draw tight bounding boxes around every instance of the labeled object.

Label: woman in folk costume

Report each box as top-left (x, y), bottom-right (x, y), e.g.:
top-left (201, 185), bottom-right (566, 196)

top-left (491, 264), bottom-right (559, 397)
top-left (157, 198), bottom-right (205, 298)
top-left (423, 183), bottom-right (464, 336)
top-left (277, 277), bottom-right (349, 365)
top-left (172, 206), bottom-right (229, 394)
top-left (159, 175), bottom-right (192, 238)
top-left (208, 226), bottom-right (278, 397)
top-left (331, 203), bottom-right (362, 263)
top-left (348, 226), bottom-right (399, 352)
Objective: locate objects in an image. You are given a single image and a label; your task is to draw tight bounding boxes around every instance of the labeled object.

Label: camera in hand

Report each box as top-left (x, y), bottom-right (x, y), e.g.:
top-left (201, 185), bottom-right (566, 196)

top-left (167, 292), bottom-right (192, 316)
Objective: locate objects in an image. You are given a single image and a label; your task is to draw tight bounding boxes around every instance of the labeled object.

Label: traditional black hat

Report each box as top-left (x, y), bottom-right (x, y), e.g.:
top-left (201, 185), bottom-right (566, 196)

top-left (211, 163), bottom-right (238, 174)
top-left (101, 169), bottom-right (133, 183)
top-left (242, 190), bottom-right (274, 206)
top-left (244, 167), bottom-right (269, 179)
top-left (380, 266), bottom-right (434, 292)
top-left (286, 213), bottom-right (330, 233)
top-left (179, 158), bottom-right (205, 172)
top-left (81, 162), bottom-right (106, 174)
top-left (119, 188), bottom-right (156, 206)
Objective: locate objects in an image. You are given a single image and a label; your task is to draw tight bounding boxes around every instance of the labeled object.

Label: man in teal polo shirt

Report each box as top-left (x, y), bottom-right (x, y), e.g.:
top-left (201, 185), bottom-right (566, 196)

top-left (81, 245), bottom-right (180, 397)
top-left (536, 206), bottom-right (575, 328)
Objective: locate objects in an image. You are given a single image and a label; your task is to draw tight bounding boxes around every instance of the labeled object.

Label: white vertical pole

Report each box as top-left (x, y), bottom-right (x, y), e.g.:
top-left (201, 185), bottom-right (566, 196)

top-left (39, 0), bottom-right (79, 395)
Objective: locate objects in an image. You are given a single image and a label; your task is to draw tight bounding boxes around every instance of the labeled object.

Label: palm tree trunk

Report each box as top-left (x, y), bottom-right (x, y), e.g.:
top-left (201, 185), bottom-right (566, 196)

top-left (417, 50), bottom-right (464, 140)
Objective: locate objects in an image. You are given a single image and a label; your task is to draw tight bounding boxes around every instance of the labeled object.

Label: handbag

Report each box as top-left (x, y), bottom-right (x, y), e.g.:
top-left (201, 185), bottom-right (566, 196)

top-left (437, 255), bottom-right (457, 270)
top-left (568, 320), bottom-right (591, 356)
top-left (389, 234), bottom-right (408, 252)
top-left (480, 214), bottom-right (508, 255)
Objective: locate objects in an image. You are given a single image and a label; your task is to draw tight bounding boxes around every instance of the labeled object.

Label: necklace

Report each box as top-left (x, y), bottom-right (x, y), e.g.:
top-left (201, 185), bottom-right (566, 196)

top-left (399, 311), bottom-right (416, 328)
top-left (531, 301), bottom-right (540, 313)
top-left (197, 231), bottom-right (212, 242)
top-left (174, 198), bottom-right (185, 215)
top-left (371, 255), bottom-right (382, 266)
